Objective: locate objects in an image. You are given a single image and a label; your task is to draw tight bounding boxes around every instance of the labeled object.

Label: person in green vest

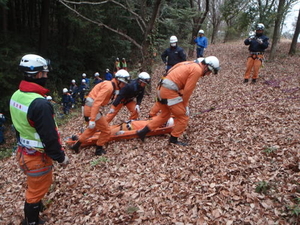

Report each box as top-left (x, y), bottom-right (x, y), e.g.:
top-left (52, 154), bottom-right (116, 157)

top-left (10, 54), bottom-right (70, 225)
top-left (114, 57), bottom-right (121, 73)
top-left (121, 58), bottom-right (127, 70)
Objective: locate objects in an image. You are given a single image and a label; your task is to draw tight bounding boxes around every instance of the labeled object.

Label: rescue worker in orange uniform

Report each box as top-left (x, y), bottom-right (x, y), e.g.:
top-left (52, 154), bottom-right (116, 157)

top-left (106, 72), bottom-right (150, 123)
top-left (10, 54), bottom-right (70, 225)
top-left (149, 35), bottom-right (186, 118)
top-left (70, 69), bottom-right (130, 155)
top-left (137, 56), bottom-right (220, 146)
top-left (243, 23), bottom-right (269, 84)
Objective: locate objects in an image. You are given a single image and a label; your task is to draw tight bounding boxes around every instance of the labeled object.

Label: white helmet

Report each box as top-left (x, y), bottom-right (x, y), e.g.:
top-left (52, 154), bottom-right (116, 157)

top-left (138, 72), bottom-right (151, 84)
top-left (71, 79), bottom-right (76, 83)
top-left (63, 88), bottom-right (68, 93)
top-left (169, 35), bottom-right (178, 44)
top-left (203, 56), bottom-right (220, 74)
top-left (166, 117), bottom-right (174, 127)
top-left (106, 69), bottom-right (110, 72)
top-left (94, 72), bottom-right (99, 77)
top-left (46, 96), bottom-right (52, 100)
top-left (115, 69), bottom-right (130, 84)
top-left (82, 73), bottom-right (86, 77)
top-left (249, 31), bottom-right (256, 38)
top-left (81, 79), bottom-right (86, 83)
top-left (198, 29), bottom-right (204, 34)
top-left (195, 57), bottom-right (204, 63)
top-left (256, 23), bottom-right (265, 31)
top-left (19, 54), bottom-right (50, 74)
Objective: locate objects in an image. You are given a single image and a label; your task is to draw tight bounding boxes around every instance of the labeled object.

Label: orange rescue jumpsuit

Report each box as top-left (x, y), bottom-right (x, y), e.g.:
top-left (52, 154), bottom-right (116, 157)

top-left (244, 54), bottom-right (264, 80)
top-left (147, 61), bottom-right (205, 137)
top-left (78, 80), bottom-right (119, 147)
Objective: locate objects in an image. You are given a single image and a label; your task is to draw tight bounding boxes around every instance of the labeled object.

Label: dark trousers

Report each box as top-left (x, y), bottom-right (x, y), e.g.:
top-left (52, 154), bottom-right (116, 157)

top-left (196, 46), bottom-right (204, 58)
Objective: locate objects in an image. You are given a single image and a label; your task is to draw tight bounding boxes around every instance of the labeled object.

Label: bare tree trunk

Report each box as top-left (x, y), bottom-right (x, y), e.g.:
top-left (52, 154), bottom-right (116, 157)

top-left (39, 0), bottom-right (50, 55)
top-left (1, 6), bottom-right (7, 37)
top-left (289, 9), bottom-right (300, 55)
top-left (188, 0), bottom-right (209, 57)
top-left (141, 0), bottom-right (162, 73)
top-left (210, 0), bottom-right (223, 44)
top-left (269, 0), bottom-right (285, 61)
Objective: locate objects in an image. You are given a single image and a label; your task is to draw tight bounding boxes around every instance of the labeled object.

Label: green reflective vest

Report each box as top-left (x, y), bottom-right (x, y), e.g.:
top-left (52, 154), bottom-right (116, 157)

top-left (10, 90), bottom-right (44, 149)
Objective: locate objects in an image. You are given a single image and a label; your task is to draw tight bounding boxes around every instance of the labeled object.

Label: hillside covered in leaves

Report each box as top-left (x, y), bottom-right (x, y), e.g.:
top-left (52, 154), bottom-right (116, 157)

top-left (0, 41), bottom-right (300, 224)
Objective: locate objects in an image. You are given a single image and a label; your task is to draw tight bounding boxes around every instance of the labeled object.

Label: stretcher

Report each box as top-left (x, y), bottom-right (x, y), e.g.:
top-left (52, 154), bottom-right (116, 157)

top-left (65, 118), bottom-right (174, 147)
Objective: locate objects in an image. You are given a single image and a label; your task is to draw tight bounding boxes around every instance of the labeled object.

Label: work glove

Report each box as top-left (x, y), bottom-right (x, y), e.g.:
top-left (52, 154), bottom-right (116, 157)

top-left (257, 38), bottom-right (263, 44)
top-left (108, 108), bottom-right (115, 114)
top-left (88, 120), bottom-right (96, 129)
top-left (135, 105), bottom-right (140, 113)
top-left (185, 107), bottom-right (190, 116)
top-left (59, 155), bottom-right (70, 168)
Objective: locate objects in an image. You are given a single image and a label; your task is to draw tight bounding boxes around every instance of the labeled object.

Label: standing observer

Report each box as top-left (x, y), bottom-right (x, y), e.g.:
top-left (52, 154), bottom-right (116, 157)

top-left (10, 54), bottom-right (69, 225)
top-left (161, 35), bottom-right (186, 72)
top-left (137, 56), bottom-right (220, 146)
top-left (243, 23), bottom-right (269, 84)
top-left (194, 29), bottom-right (208, 57)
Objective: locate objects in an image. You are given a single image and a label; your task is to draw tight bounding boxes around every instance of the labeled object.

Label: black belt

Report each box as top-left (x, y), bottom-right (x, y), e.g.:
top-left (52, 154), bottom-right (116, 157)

top-left (157, 98), bottom-right (168, 105)
top-left (250, 52), bottom-right (264, 55)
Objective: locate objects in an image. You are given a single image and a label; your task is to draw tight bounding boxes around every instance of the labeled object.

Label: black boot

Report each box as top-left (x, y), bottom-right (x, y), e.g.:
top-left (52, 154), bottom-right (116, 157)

top-left (39, 201), bottom-right (46, 213)
top-left (243, 79), bottom-right (249, 83)
top-left (251, 79), bottom-right (256, 84)
top-left (137, 126), bottom-right (151, 142)
top-left (169, 135), bottom-right (188, 146)
top-left (70, 141), bottom-right (81, 153)
top-left (95, 145), bottom-right (106, 156)
top-left (22, 202), bottom-right (44, 225)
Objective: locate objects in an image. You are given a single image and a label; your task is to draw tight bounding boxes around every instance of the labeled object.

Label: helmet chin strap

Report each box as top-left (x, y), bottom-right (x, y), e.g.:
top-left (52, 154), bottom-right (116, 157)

top-left (203, 66), bottom-right (211, 76)
top-left (34, 77), bottom-right (48, 87)
top-left (117, 80), bottom-right (122, 89)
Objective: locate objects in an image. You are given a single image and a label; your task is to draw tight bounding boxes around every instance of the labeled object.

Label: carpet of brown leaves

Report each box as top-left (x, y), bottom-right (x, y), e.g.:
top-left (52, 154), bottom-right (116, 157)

top-left (1, 40), bottom-right (300, 225)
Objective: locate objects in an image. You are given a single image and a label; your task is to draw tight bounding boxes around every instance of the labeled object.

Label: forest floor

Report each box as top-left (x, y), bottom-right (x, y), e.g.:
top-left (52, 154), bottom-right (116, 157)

top-left (0, 40), bottom-right (300, 225)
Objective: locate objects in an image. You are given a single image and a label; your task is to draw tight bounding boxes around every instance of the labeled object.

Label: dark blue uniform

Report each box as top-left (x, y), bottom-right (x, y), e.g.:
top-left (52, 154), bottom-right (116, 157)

top-left (113, 79), bottom-right (145, 106)
top-left (161, 46), bottom-right (186, 71)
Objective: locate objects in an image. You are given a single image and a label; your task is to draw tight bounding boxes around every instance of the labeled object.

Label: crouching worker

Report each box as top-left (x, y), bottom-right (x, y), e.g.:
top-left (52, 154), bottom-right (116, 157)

top-left (10, 54), bottom-right (70, 225)
top-left (106, 72), bottom-right (150, 123)
top-left (70, 69), bottom-right (130, 155)
top-left (137, 56), bottom-right (220, 146)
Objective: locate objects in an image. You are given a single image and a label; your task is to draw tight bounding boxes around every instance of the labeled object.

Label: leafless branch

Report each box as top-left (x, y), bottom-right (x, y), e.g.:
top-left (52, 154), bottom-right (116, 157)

top-left (58, 0), bottom-right (142, 50)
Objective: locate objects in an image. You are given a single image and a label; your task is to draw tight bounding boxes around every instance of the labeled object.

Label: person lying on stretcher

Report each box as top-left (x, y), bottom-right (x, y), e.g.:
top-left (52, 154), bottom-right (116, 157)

top-left (67, 117), bottom-right (174, 148)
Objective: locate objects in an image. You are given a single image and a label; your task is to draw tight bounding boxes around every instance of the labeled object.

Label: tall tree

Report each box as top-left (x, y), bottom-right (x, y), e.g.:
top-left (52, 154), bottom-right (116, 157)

top-left (289, 9), bottom-right (300, 55)
top-left (269, 0), bottom-right (298, 60)
top-left (58, 0), bottom-right (162, 72)
top-left (269, 0), bottom-right (286, 60)
top-left (209, 0), bottom-right (224, 44)
top-left (39, 0), bottom-right (50, 55)
top-left (188, 0), bottom-right (209, 57)
top-left (220, 0), bottom-right (250, 42)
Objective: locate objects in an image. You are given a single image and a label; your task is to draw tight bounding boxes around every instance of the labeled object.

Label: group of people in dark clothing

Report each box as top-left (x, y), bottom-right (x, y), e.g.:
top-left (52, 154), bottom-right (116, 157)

top-left (53, 69), bottom-right (114, 115)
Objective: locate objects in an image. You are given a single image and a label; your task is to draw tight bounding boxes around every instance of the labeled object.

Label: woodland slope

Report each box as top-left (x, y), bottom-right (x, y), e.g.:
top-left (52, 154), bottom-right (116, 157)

top-left (0, 41), bottom-right (300, 225)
